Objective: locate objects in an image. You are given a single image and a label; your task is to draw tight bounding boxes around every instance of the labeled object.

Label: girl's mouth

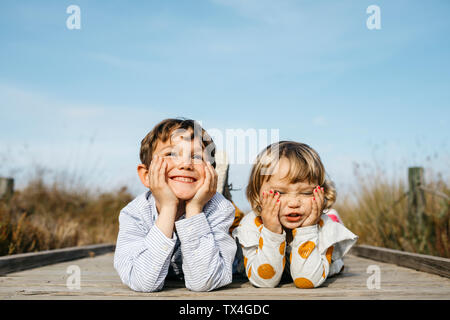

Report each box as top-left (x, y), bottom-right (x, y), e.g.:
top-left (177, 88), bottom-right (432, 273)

top-left (286, 213), bottom-right (302, 222)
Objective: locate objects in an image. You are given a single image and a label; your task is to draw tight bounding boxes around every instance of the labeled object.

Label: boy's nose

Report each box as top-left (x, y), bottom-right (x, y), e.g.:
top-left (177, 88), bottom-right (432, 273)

top-left (177, 156), bottom-right (194, 170)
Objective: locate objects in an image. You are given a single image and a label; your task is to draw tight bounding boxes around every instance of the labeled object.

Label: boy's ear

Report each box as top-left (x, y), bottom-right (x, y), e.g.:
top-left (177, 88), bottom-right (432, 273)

top-left (137, 164), bottom-right (150, 188)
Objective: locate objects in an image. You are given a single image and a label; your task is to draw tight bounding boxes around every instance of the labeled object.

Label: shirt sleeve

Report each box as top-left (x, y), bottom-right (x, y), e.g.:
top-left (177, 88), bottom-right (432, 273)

top-left (174, 195), bottom-right (237, 292)
top-left (289, 224), bottom-right (330, 288)
top-left (318, 212), bottom-right (358, 260)
top-left (241, 226), bottom-right (286, 288)
top-left (113, 207), bottom-right (177, 292)
top-left (290, 214), bottom-right (359, 288)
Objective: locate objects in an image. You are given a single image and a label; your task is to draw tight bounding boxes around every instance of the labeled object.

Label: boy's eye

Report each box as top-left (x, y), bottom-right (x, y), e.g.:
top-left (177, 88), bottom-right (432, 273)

top-left (165, 151), bottom-right (177, 157)
top-left (192, 154), bottom-right (203, 160)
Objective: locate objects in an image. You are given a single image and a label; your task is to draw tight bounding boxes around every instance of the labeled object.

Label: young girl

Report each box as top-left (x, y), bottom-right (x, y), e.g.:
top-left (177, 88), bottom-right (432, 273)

top-left (233, 141), bottom-right (358, 288)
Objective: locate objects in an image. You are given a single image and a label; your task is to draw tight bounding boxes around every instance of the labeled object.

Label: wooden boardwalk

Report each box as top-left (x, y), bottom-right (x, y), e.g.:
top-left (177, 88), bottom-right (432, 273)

top-left (1, 252), bottom-right (449, 300)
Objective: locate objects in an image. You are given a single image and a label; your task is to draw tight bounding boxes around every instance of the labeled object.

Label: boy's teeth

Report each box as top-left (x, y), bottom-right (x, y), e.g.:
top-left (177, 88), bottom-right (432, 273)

top-left (173, 177), bottom-right (194, 182)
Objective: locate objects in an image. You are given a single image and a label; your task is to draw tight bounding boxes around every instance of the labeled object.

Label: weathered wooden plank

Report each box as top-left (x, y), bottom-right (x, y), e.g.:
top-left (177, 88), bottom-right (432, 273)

top-left (1, 253), bottom-right (449, 300)
top-left (350, 244), bottom-right (450, 278)
top-left (0, 243), bottom-right (115, 275)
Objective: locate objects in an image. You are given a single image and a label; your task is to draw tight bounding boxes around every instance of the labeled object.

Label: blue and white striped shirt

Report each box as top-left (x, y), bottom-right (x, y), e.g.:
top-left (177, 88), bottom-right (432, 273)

top-left (113, 190), bottom-right (237, 292)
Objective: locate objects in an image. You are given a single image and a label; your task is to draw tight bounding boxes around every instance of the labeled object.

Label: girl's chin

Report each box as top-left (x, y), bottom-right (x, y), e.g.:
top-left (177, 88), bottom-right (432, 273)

top-left (281, 220), bottom-right (302, 229)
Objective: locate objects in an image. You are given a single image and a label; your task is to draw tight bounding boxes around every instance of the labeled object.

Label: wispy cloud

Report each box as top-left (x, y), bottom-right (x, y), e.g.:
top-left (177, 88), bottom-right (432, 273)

top-left (0, 83), bottom-right (166, 193)
top-left (210, 0), bottom-right (304, 25)
top-left (0, 83), bottom-right (107, 120)
top-left (87, 53), bottom-right (151, 71)
top-left (313, 116), bottom-right (328, 127)
top-left (0, 83), bottom-right (168, 139)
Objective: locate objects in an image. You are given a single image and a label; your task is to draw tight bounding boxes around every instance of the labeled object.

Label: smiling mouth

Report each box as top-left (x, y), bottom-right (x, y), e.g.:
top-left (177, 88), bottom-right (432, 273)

top-left (170, 176), bottom-right (197, 183)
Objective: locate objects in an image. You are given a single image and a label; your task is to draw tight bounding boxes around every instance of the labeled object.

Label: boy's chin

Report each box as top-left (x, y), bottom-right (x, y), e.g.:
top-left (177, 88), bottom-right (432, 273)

top-left (168, 182), bottom-right (198, 201)
top-left (173, 191), bottom-right (196, 201)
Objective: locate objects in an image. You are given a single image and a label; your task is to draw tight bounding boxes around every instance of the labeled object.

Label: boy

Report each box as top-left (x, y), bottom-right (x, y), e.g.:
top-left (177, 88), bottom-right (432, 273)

top-left (114, 118), bottom-right (237, 292)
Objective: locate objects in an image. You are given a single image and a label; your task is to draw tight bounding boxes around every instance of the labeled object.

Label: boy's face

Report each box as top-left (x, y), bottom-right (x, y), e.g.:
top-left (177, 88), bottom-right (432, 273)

top-left (152, 129), bottom-right (206, 201)
top-left (259, 157), bottom-right (316, 230)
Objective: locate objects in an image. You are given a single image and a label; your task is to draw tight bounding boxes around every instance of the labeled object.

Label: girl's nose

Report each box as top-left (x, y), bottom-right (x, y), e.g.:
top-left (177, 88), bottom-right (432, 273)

top-left (287, 195), bottom-right (302, 208)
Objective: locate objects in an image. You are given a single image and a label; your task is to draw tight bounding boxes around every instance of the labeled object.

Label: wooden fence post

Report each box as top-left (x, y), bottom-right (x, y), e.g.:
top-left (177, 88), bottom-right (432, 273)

top-left (0, 177), bottom-right (14, 200)
top-left (407, 167), bottom-right (426, 227)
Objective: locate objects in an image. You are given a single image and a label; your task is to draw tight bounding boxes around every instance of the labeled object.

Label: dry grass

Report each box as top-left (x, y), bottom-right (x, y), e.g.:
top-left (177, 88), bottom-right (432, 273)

top-left (0, 171), bottom-right (133, 256)
top-left (335, 163), bottom-right (449, 258)
top-left (1, 159), bottom-right (448, 259)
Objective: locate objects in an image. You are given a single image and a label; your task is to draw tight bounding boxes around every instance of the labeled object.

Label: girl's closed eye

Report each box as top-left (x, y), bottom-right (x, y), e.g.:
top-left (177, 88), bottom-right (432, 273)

top-left (273, 189), bottom-right (312, 196)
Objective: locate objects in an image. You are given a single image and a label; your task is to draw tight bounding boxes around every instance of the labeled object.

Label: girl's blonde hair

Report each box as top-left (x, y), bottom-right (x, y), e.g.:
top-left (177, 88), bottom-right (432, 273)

top-left (246, 141), bottom-right (336, 215)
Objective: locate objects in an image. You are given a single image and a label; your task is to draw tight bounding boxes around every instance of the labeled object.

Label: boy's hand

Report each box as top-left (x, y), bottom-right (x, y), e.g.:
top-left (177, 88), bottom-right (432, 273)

top-left (185, 161), bottom-right (217, 217)
top-left (150, 155), bottom-right (179, 213)
top-left (260, 190), bottom-right (282, 234)
top-left (300, 185), bottom-right (324, 227)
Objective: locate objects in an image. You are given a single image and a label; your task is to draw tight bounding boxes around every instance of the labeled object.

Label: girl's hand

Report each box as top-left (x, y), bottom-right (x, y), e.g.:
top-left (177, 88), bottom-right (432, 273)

top-left (185, 161), bottom-right (217, 217)
top-left (260, 190), bottom-right (282, 234)
top-left (300, 185), bottom-right (325, 227)
top-left (150, 155), bottom-right (179, 213)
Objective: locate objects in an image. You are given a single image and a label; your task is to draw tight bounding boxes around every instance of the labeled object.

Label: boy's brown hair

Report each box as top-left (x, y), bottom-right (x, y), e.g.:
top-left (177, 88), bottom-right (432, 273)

top-left (140, 118), bottom-right (216, 168)
top-left (246, 141), bottom-right (337, 214)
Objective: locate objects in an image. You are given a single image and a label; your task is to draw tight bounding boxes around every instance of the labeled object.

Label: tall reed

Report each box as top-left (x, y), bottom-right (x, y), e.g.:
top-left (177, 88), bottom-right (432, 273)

top-left (335, 162), bottom-right (449, 258)
top-left (0, 172), bottom-right (133, 256)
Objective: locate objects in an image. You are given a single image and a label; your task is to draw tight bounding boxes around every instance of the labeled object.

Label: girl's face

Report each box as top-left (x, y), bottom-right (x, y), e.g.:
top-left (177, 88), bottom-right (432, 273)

top-left (153, 129), bottom-right (206, 200)
top-left (259, 157), bottom-right (317, 230)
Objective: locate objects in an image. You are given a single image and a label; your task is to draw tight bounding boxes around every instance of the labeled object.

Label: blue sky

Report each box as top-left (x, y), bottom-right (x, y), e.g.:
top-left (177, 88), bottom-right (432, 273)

top-left (1, 0), bottom-right (449, 211)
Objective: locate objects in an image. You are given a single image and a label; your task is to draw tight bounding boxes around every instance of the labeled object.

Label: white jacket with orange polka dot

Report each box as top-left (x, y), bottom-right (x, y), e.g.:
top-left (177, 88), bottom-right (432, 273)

top-left (232, 209), bottom-right (358, 288)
